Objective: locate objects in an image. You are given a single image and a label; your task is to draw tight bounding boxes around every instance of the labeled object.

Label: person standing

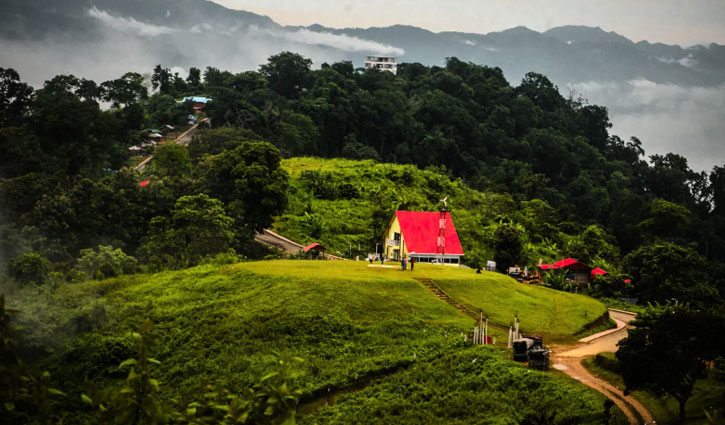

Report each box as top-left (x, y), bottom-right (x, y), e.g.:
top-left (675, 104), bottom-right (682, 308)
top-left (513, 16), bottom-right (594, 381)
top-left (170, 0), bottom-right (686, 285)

top-left (410, 257), bottom-right (415, 271)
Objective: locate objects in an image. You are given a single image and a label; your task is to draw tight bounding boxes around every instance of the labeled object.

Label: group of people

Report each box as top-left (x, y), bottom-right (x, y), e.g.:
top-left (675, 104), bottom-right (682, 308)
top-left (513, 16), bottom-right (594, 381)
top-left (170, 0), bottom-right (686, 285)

top-left (400, 256), bottom-right (414, 271)
top-left (367, 255), bottom-right (415, 271)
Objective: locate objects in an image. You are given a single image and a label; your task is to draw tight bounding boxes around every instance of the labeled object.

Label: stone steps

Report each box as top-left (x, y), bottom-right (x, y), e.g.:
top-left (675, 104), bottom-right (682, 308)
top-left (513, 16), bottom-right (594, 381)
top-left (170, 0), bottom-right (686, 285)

top-left (414, 277), bottom-right (479, 320)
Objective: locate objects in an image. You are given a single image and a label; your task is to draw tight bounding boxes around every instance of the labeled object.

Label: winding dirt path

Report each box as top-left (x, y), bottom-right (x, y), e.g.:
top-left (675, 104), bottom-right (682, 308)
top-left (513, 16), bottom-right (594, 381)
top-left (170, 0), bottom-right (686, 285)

top-left (551, 309), bottom-right (654, 425)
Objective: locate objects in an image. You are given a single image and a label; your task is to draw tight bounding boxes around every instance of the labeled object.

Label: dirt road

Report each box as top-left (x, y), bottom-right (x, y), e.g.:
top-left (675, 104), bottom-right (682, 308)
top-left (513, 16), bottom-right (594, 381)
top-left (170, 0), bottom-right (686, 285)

top-left (134, 121), bottom-right (203, 172)
top-left (551, 310), bottom-right (654, 425)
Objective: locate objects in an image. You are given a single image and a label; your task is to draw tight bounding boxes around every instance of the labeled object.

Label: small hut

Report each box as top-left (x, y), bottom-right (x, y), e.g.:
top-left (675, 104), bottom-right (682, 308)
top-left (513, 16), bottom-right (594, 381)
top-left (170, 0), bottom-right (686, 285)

top-left (303, 243), bottom-right (327, 260)
top-left (538, 258), bottom-right (592, 285)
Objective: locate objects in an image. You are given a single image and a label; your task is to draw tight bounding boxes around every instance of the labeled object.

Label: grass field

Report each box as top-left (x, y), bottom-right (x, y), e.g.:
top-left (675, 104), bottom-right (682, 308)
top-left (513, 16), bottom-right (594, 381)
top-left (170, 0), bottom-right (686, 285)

top-left (8, 259), bottom-right (610, 423)
top-left (434, 275), bottom-right (609, 343)
top-left (583, 353), bottom-right (725, 424)
top-left (235, 260), bottom-right (609, 343)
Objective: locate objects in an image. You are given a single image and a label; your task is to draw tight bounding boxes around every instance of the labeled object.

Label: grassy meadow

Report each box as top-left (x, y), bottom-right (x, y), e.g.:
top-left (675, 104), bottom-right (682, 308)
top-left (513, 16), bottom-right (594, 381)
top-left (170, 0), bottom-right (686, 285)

top-left (8, 259), bottom-right (611, 423)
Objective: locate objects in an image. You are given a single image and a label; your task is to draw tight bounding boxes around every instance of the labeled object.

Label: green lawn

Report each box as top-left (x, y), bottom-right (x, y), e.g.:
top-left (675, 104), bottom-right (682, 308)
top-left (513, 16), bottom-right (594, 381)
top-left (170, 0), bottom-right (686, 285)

top-left (434, 273), bottom-right (608, 343)
top-left (583, 353), bottom-right (725, 424)
top-left (235, 260), bottom-right (608, 342)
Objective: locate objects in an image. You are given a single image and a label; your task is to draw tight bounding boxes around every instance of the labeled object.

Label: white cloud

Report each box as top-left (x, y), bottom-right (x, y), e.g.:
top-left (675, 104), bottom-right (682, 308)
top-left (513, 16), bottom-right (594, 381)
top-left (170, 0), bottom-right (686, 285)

top-left (88, 7), bottom-right (177, 38)
top-left (657, 54), bottom-right (697, 68)
top-left (569, 79), bottom-right (725, 171)
top-left (253, 27), bottom-right (405, 55)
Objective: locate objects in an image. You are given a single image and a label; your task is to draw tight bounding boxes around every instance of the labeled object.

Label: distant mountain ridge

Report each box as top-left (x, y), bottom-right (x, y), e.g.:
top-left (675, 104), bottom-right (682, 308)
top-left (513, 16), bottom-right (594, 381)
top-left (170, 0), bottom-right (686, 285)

top-left (1, 0), bottom-right (724, 87)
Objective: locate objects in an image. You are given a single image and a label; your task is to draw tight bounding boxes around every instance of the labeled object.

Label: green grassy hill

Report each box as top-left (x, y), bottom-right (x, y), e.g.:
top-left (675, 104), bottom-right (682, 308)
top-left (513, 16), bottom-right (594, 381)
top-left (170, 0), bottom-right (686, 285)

top-left (13, 260), bottom-right (610, 423)
top-left (273, 157), bottom-right (524, 265)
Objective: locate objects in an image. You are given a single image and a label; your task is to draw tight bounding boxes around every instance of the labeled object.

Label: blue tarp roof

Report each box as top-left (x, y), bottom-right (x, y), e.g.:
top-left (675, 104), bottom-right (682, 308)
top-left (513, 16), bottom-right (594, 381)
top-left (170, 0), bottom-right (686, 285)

top-left (181, 96), bottom-right (212, 103)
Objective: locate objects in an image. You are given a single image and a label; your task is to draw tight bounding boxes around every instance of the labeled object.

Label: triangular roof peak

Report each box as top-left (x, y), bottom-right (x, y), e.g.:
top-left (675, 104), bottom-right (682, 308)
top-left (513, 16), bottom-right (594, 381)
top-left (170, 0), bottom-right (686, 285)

top-left (394, 210), bottom-right (464, 256)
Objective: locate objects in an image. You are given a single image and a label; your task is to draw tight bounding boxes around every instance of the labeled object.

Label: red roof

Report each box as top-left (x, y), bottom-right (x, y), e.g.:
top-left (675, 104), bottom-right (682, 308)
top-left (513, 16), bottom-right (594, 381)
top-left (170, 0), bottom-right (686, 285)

top-left (591, 268), bottom-right (608, 279)
top-left (538, 258), bottom-right (591, 271)
top-left (303, 243), bottom-right (325, 252)
top-left (395, 211), bottom-right (464, 256)
top-left (138, 180), bottom-right (150, 187)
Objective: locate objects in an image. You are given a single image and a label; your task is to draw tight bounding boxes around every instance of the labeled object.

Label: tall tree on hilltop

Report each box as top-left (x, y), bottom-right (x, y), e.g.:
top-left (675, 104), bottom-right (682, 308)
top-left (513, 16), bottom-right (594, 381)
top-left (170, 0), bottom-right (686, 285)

top-left (0, 68), bottom-right (33, 127)
top-left (260, 52), bottom-right (312, 99)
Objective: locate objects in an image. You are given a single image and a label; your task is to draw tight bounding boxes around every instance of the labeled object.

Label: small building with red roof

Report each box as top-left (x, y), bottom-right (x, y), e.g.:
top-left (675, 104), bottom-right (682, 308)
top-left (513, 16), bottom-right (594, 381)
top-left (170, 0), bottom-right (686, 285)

top-left (537, 258), bottom-right (592, 285)
top-left (303, 243), bottom-right (327, 259)
top-left (382, 211), bottom-right (464, 264)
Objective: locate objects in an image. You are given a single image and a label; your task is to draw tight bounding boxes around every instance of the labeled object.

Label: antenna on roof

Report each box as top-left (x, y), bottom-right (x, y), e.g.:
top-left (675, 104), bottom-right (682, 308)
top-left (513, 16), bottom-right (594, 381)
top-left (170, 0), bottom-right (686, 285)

top-left (437, 196), bottom-right (448, 263)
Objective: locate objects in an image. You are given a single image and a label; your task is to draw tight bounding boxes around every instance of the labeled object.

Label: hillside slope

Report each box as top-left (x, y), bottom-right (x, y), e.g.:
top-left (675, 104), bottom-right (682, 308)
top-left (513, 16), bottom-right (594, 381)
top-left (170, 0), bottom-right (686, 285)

top-left (274, 157), bottom-right (520, 267)
top-left (11, 259), bottom-right (608, 422)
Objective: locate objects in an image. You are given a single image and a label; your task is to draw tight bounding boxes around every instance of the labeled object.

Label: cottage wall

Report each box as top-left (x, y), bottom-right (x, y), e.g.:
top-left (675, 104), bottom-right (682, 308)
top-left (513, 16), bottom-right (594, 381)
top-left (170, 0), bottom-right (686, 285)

top-left (383, 216), bottom-right (407, 260)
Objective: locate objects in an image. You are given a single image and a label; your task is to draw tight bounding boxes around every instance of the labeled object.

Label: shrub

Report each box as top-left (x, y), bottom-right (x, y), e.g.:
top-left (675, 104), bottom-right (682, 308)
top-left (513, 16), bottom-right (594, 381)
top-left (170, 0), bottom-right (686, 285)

top-left (75, 245), bottom-right (137, 279)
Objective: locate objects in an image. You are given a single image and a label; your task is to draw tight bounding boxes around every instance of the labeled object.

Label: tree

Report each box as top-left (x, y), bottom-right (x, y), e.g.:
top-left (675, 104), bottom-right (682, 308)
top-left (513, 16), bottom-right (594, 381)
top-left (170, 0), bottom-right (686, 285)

top-left (151, 65), bottom-right (172, 95)
top-left (7, 253), bottom-right (51, 285)
top-left (0, 68), bottom-right (34, 127)
top-left (200, 142), bottom-right (289, 239)
top-left (638, 198), bottom-right (691, 240)
top-left (565, 225), bottom-right (619, 264)
top-left (186, 67), bottom-right (201, 88)
top-left (617, 303), bottom-right (714, 423)
top-left (622, 242), bottom-right (718, 308)
top-left (75, 245), bottom-right (137, 279)
top-left (101, 72), bottom-right (148, 108)
top-left (516, 72), bottom-right (564, 112)
top-left (259, 52), bottom-right (312, 99)
top-left (152, 143), bottom-right (191, 178)
top-left (492, 222), bottom-right (524, 272)
top-left (145, 194), bottom-right (234, 267)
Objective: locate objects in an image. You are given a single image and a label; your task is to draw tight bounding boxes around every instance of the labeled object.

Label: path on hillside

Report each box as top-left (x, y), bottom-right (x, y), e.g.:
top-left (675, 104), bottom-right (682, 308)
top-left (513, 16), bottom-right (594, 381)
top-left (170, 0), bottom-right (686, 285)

top-left (414, 278), bottom-right (652, 424)
top-left (134, 120), bottom-right (205, 172)
top-left (414, 277), bottom-right (480, 320)
top-left (551, 310), bottom-right (653, 425)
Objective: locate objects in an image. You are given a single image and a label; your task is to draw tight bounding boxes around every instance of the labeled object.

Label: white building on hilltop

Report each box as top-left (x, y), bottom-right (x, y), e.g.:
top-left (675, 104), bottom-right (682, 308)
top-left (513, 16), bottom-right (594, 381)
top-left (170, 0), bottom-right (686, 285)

top-left (364, 56), bottom-right (397, 74)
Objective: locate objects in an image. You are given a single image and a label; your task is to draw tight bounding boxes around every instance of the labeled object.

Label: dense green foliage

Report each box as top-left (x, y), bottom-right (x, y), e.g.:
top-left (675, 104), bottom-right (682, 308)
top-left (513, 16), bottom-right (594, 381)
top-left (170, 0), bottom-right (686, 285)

top-left (584, 353), bottom-right (725, 424)
top-left (616, 303), bottom-right (725, 422)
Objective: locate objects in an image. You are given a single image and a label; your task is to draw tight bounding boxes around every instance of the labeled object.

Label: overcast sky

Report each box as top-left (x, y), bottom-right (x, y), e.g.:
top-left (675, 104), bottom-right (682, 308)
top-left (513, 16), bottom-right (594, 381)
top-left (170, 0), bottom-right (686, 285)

top-left (216, 0), bottom-right (725, 46)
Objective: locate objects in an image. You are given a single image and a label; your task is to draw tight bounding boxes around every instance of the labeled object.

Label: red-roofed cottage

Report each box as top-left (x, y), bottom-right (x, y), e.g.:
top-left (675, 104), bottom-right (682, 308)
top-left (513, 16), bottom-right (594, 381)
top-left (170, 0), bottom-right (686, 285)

top-left (537, 258), bottom-right (592, 285)
top-left (382, 211), bottom-right (464, 264)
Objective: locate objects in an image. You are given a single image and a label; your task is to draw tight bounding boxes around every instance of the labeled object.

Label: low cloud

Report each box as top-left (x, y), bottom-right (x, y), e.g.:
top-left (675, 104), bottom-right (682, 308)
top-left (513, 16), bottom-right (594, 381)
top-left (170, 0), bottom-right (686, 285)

top-left (657, 54), bottom-right (697, 68)
top-left (253, 27), bottom-right (405, 56)
top-left (88, 7), bottom-right (178, 38)
top-left (569, 79), bottom-right (725, 171)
